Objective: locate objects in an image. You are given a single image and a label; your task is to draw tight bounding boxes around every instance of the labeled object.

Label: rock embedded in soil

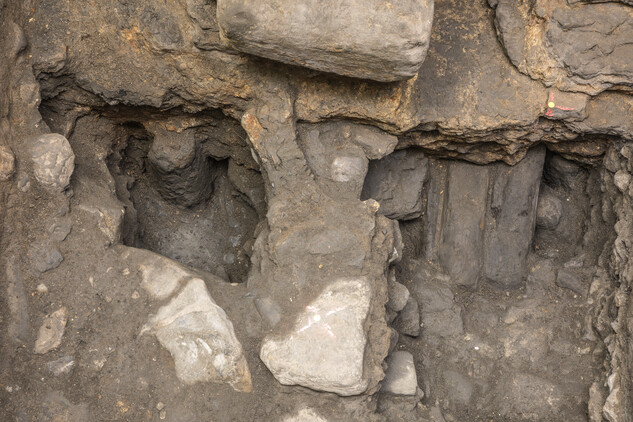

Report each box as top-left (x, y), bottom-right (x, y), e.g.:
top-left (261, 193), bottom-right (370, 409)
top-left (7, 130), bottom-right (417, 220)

top-left (0, 144), bottom-right (15, 181)
top-left (556, 269), bottom-right (586, 296)
top-left (536, 190), bottom-right (563, 230)
top-left (392, 297), bottom-right (421, 338)
top-left (28, 240), bottom-right (63, 273)
top-left (260, 278), bottom-right (373, 396)
top-left (34, 307), bottom-right (68, 354)
top-left (29, 133), bottom-right (75, 191)
top-left (144, 278), bottom-right (252, 392)
top-left (361, 149), bottom-right (429, 220)
top-left (387, 280), bottom-right (410, 313)
top-left (483, 147), bottom-right (546, 289)
top-left (381, 351), bottom-right (418, 396)
top-left (217, 0), bottom-right (434, 82)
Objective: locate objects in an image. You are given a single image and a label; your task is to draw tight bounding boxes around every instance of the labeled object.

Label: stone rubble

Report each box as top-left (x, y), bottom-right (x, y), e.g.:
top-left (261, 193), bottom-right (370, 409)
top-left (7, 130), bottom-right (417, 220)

top-left (34, 307), bottom-right (68, 354)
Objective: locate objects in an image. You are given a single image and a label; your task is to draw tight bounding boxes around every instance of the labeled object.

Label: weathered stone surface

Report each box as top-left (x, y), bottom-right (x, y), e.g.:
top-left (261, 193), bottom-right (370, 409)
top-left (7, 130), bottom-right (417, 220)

top-left (217, 0), bottom-right (434, 82)
top-left (146, 123), bottom-right (214, 207)
top-left (298, 122), bottom-right (396, 201)
top-left (28, 240), bottom-right (63, 273)
top-left (0, 144), bottom-right (15, 181)
top-left (260, 278), bottom-right (372, 396)
top-left (536, 189), bottom-right (563, 230)
top-left (387, 281), bottom-right (410, 313)
top-left (490, 0), bottom-right (633, 95)
top-left (144, 278), bottom-right (252, 392)
top-left (437, 160), bottom-right (488, 288)
top-left (382, 351), bottom-right (418, 396)
top-left (34, 307), bottom-right (67, 354)
top-left (30, 133), bottom-right (75, 191)
top-left (362, 149), bottom-right (429, 220)
top-left (412, 263), bottom-right (463, 337)
top-left (556, 269), bottom-right (585, 296)
top-left (483, 147), bottom-right (545, 289)
top-left (392, 298), bottom-right (420, 338)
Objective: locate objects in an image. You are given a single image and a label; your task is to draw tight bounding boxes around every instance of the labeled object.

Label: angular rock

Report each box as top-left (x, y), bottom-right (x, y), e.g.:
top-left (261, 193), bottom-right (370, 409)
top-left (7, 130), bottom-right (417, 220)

top-left (483, 147), bottom-right (545, 289)
top-left (260, 278), bottom-right (372, 396)
top-left (47, 356), bottom-right (75, 376)
top-left (144, 278), bottom-right (252, 392)
top-left (412, 265), bottom-right (463, 337)
top-left (438, 160), bottom-right (489, 288)
top-left (130, 248), bottom-right (193, 300)
top-left (382, 351), bottom-right (418, 396)
top-left (34, 307), bottom-right (68, 354)
top-left (536, 190), bottom-right (563, 230)
top-left (392, 297), bottom-right (420, 338)
top-left (217, 0), bottom-right (434, 82)
top-left (362, 149), bottom-right (429, 220)
top-left (0, 144), bottom-right (15, 181)
top-left (30, 133), bottom-right (75, 191)
top-left (28, 240), bottom-right (63, 273)
top-left (556, 269), bottom-right (585, 296)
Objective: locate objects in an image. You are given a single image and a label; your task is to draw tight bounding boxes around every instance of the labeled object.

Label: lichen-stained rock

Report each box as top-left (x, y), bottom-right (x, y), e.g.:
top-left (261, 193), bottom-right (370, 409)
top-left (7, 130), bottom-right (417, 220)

top-left (216, 0), bottom-right (434, 82)
top-left (30, 133), bottom-right (75, 191)
top-left (260, 278), bottom-right (372, 396)
top-left (489, 0), bottom-right (633, 95)
top-left (361, 149), bottom-right (428, 220)
top-left (144, 278), bottom-right (252, 392)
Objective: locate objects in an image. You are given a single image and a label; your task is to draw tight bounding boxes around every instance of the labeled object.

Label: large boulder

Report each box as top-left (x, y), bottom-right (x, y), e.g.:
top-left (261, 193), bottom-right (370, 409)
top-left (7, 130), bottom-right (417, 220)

top-left (217, 0), bottom-right (434, 82)
top-left (260, 278), bottom-right (373, 396)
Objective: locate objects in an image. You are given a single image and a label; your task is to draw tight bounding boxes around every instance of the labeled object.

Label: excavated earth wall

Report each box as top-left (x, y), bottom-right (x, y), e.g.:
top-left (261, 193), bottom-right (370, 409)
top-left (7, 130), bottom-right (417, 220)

top-left (0, 0), bottom-right (632, 421)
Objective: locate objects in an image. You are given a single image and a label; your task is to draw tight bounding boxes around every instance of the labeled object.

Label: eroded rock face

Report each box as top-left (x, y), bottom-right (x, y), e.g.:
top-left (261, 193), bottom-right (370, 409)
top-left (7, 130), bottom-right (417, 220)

top-left (260, 278), bottom-right (372, 396)
top-left (217, 0), bottom-right (434, 82)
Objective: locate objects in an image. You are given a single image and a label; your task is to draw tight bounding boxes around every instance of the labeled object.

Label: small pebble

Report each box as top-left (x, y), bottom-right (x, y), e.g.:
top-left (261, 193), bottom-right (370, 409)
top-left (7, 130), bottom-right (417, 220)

top-left (159, 410), bottom-right (166, 420)
top-left (156, 402), bottom-right (164, 411)
top-left (37, 283), bottom-right (49, 293)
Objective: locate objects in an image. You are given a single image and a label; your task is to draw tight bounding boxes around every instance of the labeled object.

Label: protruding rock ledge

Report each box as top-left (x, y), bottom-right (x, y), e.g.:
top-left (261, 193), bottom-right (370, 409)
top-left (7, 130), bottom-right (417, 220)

top-left (217, 0), bottom-right (434, 82)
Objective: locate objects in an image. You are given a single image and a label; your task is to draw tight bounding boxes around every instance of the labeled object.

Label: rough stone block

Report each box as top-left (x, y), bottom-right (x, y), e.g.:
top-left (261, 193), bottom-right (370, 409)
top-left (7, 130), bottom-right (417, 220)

top-left (381, 351), bottom-right (418, 396)
top-left (260, 278), bottom-right (372, 396)
top-left (483, 147), bottom-right (545, 289)
top-left (144, 278), bottom-right (252, 392)
top-left (30, 133), bottom-right (75, 191)
top-left (217, 0), bottom-right (434, 82)
top-left (362, 149), bottom-right (429, 220)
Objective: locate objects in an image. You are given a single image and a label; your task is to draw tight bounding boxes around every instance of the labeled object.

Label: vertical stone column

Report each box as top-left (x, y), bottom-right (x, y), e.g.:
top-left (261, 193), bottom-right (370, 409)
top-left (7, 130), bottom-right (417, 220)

top-left (241, 87), bottom-right (396, 395)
